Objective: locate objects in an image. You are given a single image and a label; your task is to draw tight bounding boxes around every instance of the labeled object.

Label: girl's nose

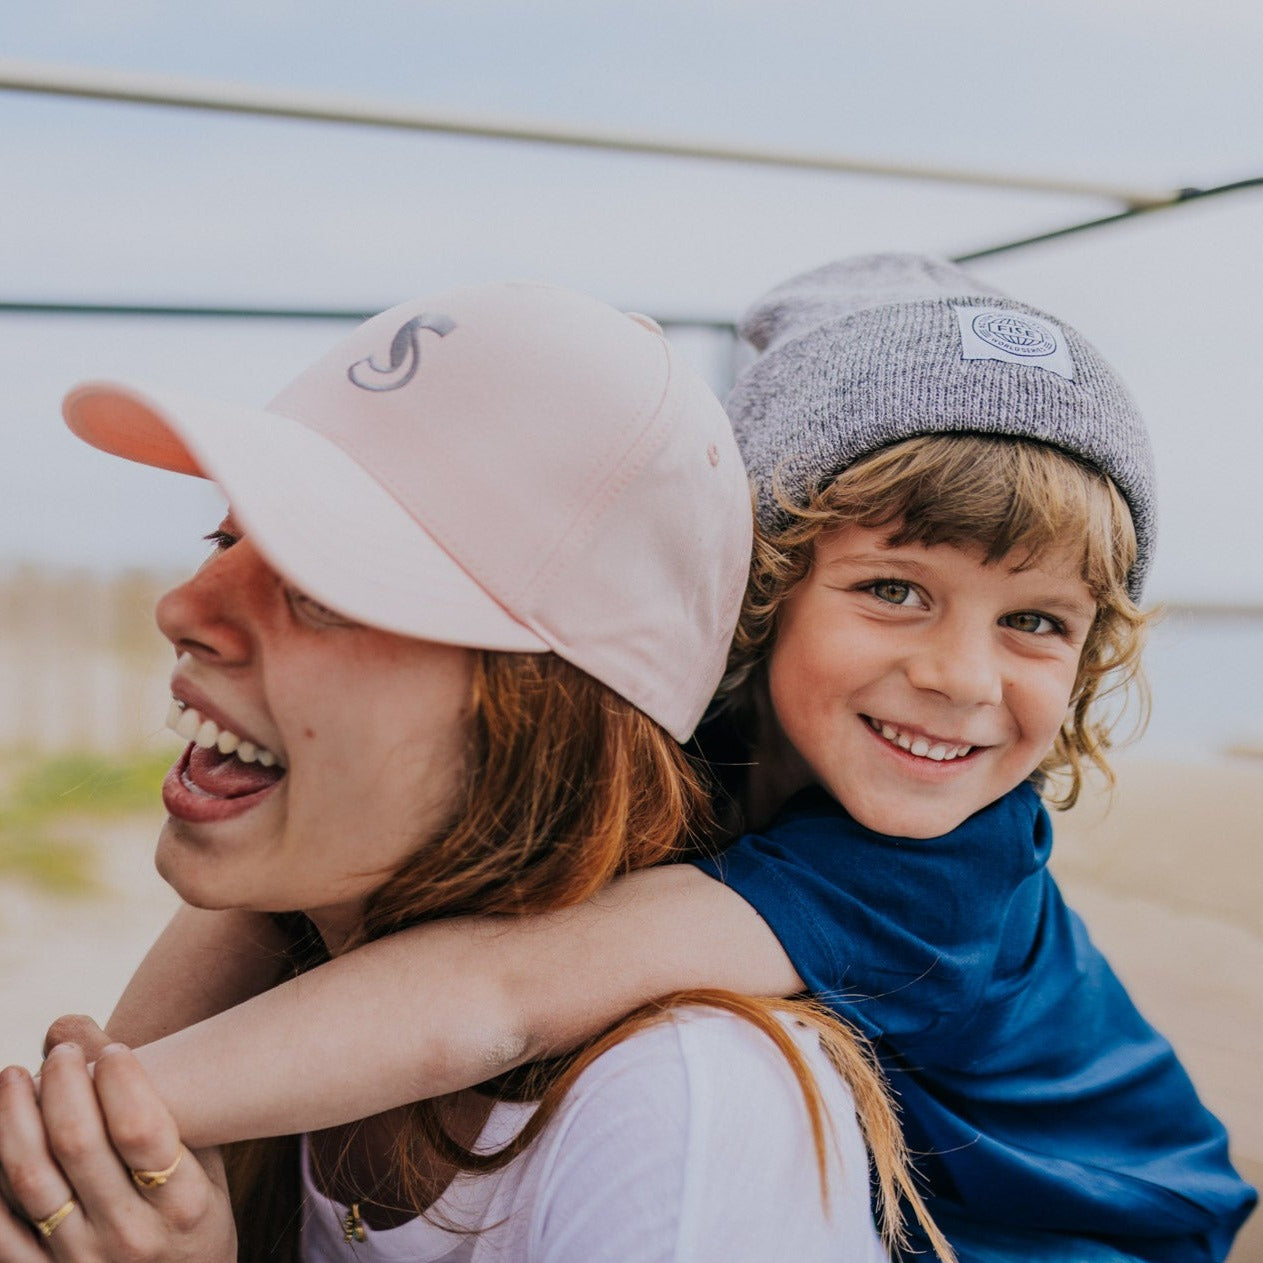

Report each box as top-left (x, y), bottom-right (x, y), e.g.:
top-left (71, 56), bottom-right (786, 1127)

top-left (905, 623), bottom-right (1004, 708)
top-left (155, 538), bottom-right (269, 667)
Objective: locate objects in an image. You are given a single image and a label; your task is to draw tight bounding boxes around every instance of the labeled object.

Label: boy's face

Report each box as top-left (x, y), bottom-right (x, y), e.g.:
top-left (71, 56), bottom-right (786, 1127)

top-left (765, 522), bottom-right (1096, 839)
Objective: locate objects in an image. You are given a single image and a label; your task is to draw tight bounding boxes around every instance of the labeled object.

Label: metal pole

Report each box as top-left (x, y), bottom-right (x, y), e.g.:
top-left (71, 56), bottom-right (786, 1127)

top-left (0, 58), bottom-right (1178, 210)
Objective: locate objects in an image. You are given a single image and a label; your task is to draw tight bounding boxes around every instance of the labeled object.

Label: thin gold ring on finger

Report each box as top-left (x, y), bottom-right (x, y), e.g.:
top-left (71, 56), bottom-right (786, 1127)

top-left (130, 1146), bottom-right (185, 1189)
top-left (33, 1197), bottom-right (77, 1238)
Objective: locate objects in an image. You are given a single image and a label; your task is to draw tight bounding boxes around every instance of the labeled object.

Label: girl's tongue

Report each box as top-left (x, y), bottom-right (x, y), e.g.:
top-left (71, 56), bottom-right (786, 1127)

top-left (184, 744), bottom-right (286, 798)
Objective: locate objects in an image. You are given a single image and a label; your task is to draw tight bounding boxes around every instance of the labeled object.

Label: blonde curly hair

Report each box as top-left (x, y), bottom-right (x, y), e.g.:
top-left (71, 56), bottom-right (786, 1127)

top-left (720, 434), bottom-right (1151, 810)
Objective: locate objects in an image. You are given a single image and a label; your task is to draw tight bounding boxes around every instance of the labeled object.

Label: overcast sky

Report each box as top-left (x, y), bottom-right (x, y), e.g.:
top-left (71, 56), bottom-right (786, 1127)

top-left (2, 0), bottom-right (1261, 602)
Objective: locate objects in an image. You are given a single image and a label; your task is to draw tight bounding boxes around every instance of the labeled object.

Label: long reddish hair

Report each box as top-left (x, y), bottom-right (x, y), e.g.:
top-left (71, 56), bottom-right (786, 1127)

top-left (227, 651), bottom-right (952, 1261)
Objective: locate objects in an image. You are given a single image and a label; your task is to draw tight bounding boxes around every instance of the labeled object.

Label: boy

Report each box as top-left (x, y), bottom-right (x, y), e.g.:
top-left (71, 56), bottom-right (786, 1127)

top-left (64, 255), bottom-right (1255, 1260)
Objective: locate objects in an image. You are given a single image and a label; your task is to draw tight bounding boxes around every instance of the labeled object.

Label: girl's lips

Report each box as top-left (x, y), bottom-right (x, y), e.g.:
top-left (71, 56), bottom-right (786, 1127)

top-left (162, 744), bottom-right (283, 824)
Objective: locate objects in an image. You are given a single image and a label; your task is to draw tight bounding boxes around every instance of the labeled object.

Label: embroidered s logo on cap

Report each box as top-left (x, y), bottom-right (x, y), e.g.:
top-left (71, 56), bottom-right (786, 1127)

top-left (347, 313), bottom-right (457, 392)
top-left (953, 305), bottom-right (1075, 381)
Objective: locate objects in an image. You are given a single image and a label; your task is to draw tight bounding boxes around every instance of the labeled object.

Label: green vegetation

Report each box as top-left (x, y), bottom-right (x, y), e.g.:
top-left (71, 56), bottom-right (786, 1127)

top-left (0, 749), bottom-right (171, 895)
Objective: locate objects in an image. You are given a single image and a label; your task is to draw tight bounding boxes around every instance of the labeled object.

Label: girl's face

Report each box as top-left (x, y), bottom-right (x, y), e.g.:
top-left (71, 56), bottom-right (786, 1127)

top-left (155, 515), bottom-right (475, 953)
top-left (763, 523), bottom-right (1096, 839)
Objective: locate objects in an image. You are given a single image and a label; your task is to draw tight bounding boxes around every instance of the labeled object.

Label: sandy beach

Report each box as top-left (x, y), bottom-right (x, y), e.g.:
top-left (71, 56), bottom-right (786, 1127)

top-left (1, 752), bottom-right (1259, 1256)
top-left (1051, 754), bottom-right (1263, 1260)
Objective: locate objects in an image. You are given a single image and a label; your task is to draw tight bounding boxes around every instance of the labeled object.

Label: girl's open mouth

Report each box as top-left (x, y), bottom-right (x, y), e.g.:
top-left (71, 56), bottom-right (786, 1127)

top-left (162, 701), bottom-right (286, 822)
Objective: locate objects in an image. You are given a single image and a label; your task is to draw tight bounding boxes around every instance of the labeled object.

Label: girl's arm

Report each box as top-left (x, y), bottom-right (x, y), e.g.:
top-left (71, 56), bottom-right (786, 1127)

top-left (132, 864), bottom-right (802, 1148)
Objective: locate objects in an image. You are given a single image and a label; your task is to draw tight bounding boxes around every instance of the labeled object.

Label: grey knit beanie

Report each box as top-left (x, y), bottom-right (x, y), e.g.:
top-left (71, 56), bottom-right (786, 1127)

top-left (728, 253), bottom-right (1155, 598)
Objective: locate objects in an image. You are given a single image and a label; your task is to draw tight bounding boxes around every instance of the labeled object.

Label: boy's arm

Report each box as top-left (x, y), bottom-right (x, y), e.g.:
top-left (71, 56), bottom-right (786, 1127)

top-left (45, 906), bottom-right (289, 1058)
top-left (107, 906), bottom-right (292, 1046)
top-left (133, 864), bottom-right (802, 1148)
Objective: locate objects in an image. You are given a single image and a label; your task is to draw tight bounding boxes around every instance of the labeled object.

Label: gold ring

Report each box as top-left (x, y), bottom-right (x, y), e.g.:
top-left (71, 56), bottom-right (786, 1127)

top-left (130, 1147), bottom-right (185, 1189)
top-left (34, 1197), bottom-right (77, 1237)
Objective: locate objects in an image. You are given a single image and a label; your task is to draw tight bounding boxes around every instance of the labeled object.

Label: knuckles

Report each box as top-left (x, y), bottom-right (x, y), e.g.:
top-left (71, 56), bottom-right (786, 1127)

top-left (4, 1157), bottom-right (51, 1211)
top-left (103, 1112), bottom-right (168, 1157)
top-left (46, 1115), bottom-right (102, 1165)
top-left (108, 1228), bottom-right (169, 1263)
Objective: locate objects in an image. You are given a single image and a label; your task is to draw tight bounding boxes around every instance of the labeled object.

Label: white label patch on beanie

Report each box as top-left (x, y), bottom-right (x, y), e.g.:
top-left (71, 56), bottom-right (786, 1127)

top-left (954, 306), bottom-right (1076, 381)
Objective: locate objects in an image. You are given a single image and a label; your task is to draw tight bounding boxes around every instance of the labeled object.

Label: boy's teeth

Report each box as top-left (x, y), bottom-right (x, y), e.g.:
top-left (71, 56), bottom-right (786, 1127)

top-left (870, 718), bottom-right (972, 763)
top-left (166, 703), bottom-right (283, 770)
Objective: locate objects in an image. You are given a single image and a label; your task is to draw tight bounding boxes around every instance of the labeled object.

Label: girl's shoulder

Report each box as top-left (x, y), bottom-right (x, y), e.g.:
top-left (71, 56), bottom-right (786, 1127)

top-left (510, 1006), bottom-right (887, 1262)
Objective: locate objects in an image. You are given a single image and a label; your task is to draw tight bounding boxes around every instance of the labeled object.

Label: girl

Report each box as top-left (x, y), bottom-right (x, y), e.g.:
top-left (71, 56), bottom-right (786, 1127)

top-left (0, 281), bottom-right (944, 1261)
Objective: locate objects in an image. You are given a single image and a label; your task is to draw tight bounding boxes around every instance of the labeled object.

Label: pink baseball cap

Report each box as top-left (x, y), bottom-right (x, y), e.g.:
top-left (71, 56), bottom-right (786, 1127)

top-left (62, 281), bottom-right (751, 741)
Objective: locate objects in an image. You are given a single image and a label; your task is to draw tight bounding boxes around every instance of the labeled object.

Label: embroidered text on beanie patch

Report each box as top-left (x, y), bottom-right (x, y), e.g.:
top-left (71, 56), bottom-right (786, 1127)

top-left (953, 306), bottom-right (1076, 381)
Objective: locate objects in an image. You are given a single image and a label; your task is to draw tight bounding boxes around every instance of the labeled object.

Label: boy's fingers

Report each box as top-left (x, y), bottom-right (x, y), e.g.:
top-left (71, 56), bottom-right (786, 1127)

top-left (43, 1014), bottom-right (112, 1061)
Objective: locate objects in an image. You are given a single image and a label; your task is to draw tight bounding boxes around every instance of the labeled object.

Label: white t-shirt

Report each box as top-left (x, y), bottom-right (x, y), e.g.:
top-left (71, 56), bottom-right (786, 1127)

top-left (301, 1008), bottom-right (890, 1263)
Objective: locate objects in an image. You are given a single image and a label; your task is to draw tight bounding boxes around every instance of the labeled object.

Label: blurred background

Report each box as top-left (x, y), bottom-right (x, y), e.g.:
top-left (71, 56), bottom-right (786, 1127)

top-left (0, 2), bottom-right (1259, 1254)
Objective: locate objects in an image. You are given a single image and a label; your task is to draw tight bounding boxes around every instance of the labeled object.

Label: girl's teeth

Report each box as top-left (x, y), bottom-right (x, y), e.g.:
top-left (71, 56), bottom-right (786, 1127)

top-left (896, 733), bottom-right (913, 752)
top-left (881, 723), bottom-right (898, 742)
top-left (910, 737), bottom-right (930, 758)
top-left (927, 744), bottom-right (949, 761)
top-left (166, 704), bottom-right (282, 770)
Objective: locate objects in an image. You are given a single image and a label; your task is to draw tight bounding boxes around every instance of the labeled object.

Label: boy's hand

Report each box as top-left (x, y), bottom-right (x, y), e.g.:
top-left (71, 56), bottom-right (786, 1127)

top-left (43, 1014), bottom-right (112, 1061)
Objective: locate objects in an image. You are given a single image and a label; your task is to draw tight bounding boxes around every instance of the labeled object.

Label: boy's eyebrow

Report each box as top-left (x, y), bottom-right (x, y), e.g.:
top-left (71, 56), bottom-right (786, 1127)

top-left (819, 550), bottom-right (934, 576)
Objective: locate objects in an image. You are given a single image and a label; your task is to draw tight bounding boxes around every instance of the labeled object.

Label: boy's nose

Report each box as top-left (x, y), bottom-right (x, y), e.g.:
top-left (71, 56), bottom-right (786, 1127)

top-left (904, 626), bottom-right (1004, 708)
top-left (155, 539), bottom-right (269, 667)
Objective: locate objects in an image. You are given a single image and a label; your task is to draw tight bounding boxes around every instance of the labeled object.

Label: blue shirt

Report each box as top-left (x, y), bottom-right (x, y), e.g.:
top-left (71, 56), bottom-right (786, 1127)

top-left (692, 783), bottom-right (1256, 1262)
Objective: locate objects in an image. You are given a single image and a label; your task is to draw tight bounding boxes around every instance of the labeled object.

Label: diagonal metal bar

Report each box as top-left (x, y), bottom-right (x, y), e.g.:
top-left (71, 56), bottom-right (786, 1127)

top-left (0, 58), bottom-right (1178, 209)
top-left (956, 179), bottom-right (1262, 261)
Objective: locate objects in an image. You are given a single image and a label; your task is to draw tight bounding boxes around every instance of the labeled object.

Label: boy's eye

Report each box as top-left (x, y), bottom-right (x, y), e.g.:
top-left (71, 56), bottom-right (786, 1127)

top-left (865, 580), bottom-right (924, 607)
top-left (1002, 611), bottom-right (1062, 635)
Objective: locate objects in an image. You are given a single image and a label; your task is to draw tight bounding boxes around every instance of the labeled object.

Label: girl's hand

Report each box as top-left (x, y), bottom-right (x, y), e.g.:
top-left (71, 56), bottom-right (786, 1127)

top-left (0, 1042), bottom-right (236, 1262)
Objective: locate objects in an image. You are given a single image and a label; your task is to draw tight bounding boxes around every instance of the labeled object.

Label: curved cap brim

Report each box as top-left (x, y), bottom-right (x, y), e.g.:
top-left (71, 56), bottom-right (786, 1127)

top-left (62, 381), bottom-right (549, 653)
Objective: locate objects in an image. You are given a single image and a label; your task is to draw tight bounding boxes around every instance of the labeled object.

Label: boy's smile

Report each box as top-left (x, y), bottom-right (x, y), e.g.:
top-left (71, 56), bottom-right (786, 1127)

top-left (762, 523), bottom-right (1097, 839)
